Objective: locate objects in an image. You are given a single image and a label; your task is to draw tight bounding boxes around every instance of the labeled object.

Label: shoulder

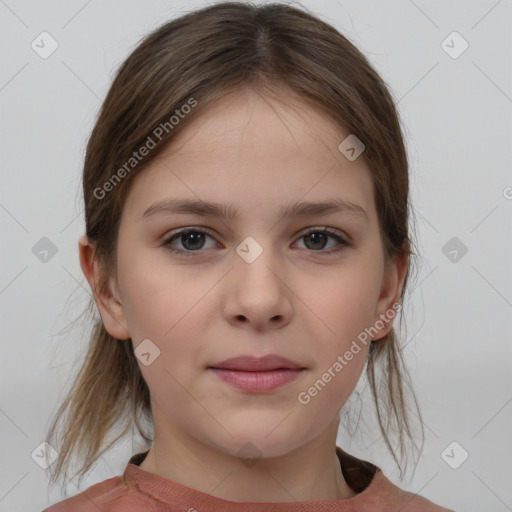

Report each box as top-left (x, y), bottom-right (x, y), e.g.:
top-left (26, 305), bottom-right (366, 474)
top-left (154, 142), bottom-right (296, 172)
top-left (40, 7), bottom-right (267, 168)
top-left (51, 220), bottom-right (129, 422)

top-left (336, 447), bottom-right (455, 511)
top-left (362, 469), bottom-right (456, 511)
top-left (41, 474), bottom-right (152, 512)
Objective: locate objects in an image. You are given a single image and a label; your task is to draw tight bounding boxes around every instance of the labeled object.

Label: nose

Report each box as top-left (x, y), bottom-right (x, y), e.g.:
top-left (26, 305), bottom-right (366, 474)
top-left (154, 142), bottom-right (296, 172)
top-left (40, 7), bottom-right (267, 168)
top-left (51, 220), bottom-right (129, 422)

top-left (223, 241), bottom-right (293, 331)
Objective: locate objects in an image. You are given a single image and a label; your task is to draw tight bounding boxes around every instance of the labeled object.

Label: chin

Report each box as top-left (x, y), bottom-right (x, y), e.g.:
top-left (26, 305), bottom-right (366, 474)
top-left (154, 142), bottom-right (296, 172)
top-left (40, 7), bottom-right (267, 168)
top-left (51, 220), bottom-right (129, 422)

top-left (209, 426), bottom-right (306, 461)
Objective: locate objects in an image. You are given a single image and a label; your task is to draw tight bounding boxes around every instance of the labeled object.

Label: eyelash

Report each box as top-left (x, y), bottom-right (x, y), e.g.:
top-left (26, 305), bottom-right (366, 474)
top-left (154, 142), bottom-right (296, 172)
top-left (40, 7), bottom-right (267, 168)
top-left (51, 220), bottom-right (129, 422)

top-left (162, 226), bottom-right (350, 258)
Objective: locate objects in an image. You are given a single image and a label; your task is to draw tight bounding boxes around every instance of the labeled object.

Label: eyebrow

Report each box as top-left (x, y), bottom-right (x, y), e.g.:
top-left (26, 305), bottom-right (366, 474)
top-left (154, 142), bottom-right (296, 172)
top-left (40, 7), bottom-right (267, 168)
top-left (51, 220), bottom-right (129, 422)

top-left (142, 198), bottom-right (368, 222)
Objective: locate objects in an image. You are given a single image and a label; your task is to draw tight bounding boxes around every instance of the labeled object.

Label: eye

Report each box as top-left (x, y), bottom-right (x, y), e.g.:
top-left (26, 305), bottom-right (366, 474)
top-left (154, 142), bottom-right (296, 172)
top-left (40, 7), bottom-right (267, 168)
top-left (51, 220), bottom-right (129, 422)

top-left (163, 226), bottom-right (350, 258)
top-left (163, 228), bottom-right (218, 255)
top-left (294, 227), bottom-right (349, 254)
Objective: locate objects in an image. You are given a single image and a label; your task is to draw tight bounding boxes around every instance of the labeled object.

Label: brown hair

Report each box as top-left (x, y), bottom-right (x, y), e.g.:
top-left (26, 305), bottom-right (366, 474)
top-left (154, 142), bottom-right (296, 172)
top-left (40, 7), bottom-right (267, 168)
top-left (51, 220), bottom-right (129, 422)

top-left (46, 1), bottom-right (424, 491)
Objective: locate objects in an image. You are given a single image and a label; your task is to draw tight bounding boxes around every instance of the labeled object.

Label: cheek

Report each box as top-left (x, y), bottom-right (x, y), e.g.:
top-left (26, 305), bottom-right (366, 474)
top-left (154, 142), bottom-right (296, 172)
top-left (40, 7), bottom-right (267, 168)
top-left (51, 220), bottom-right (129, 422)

top-left (124, 277), bottom-right (206, 404)
top-left (296, 284), bottom-right (372, 413)
top-left (119, 249), bottom-right (210, 340)
top-left (298, 261), bottom-right (382, 353)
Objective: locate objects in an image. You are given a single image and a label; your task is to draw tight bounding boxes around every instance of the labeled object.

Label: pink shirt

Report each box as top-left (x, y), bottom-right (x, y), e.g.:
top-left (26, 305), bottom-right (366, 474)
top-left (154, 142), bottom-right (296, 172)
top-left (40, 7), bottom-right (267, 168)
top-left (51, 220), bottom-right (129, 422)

top-left (42, 446), bottom-right (455, 511)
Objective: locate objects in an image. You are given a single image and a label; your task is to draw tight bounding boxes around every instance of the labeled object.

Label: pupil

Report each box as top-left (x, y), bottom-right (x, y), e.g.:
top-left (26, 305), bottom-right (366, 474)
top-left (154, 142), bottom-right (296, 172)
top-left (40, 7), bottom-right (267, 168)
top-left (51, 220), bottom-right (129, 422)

top-left (306, 232), bottom-right (326, 250)
top-left (183, 232), bottom-right (204, 250)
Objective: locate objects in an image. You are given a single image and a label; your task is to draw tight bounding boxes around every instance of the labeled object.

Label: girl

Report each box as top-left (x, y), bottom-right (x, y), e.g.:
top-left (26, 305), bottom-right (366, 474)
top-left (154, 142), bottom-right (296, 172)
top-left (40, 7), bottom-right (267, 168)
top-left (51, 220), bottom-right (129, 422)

top-left (43, 2), bottom-right (455, 510)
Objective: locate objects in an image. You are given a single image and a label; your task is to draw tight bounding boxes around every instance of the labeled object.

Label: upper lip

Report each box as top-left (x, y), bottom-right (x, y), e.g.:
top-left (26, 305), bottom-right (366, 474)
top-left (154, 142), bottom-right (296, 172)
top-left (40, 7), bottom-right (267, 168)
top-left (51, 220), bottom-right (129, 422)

top-left (209, 354), bottom-right (304, 371)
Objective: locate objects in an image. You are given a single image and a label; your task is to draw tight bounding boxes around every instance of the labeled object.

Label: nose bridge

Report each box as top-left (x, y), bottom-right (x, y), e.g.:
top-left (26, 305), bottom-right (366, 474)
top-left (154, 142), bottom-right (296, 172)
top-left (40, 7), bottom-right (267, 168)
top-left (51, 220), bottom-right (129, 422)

top-left (226, 233), bottom-right (292, 325)
top-left (234, 234), bottom-right (282, 292)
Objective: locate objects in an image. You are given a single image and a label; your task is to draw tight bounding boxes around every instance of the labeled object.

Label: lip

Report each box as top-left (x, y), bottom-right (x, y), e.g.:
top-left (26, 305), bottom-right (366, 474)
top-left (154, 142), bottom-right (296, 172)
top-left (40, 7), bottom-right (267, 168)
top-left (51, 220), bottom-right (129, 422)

top-left (208, 354), bottom-right (304, 371)
top-left (209, 368), bottom-right (305, 392)
top-left (208, 355), bottom-right (306, 393)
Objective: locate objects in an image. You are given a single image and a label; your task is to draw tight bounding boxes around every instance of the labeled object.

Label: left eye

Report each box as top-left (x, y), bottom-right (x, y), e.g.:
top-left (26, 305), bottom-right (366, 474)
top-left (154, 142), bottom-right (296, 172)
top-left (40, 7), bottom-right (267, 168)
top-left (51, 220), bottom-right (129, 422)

top-left (295, 228), bottom-right (348, 252)
top-left (163, 227), bottom-right (349, 256)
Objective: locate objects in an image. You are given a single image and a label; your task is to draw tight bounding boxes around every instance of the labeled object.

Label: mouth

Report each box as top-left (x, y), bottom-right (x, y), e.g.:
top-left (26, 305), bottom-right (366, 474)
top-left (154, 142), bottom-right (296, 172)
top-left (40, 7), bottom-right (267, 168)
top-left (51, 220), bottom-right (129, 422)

top-left (208, 354), bottom-right (304, 372)
top-left (208, 354), bottom-right (306, 393)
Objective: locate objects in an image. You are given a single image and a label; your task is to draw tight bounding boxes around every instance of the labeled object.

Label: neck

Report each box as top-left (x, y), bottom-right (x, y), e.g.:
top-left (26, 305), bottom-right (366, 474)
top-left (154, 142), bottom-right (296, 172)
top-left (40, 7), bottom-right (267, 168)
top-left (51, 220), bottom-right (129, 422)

top-left (138, 419), bottom-right (357, 502)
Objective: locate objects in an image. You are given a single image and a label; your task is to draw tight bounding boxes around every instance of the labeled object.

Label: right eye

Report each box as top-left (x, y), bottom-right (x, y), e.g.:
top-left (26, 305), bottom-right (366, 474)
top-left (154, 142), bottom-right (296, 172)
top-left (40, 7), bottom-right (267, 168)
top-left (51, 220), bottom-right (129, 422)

top-left (163, 228), bottom-right (220, 256)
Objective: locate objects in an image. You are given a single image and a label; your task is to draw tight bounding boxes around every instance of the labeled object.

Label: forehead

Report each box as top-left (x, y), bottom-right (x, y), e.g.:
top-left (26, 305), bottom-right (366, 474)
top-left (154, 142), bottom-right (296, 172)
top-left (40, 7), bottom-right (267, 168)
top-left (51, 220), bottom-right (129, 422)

top-left (164, 86), bottom-right (348, 158)
top-left (122, 87), bottom-right (375, 222)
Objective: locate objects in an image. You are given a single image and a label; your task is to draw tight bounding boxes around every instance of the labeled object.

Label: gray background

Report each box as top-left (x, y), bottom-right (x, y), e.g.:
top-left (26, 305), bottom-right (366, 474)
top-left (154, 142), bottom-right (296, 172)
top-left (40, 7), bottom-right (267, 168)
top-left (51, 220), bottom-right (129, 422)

top-left (1, 1), bottom-right (511, 511)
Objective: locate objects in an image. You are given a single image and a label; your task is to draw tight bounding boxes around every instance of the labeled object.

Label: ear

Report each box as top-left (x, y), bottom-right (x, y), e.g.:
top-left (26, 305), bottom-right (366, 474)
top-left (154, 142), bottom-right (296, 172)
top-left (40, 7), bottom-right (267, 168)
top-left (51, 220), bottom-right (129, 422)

top-left (371, 252), bottom-right (408, 341)
top-left (78, 234), bottom-right (131, 340)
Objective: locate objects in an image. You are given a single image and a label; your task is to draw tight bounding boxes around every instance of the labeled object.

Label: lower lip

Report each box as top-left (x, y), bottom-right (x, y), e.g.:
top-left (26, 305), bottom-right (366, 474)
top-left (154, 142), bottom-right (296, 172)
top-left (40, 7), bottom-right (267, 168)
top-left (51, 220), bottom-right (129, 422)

top-left (208, 368), bottom-right (305, 392)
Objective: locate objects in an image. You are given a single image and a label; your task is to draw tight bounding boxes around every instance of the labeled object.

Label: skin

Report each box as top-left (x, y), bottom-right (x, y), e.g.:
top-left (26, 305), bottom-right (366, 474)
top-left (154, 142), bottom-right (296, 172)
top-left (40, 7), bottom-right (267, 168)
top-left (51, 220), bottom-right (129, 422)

top-left (79, 86), bottom-right (407, 502)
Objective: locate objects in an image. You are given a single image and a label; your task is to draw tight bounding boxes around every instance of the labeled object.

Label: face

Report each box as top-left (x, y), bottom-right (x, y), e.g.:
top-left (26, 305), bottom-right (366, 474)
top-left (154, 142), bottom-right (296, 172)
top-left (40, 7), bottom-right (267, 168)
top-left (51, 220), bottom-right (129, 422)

top-left (85, 87), bottom-right (405, 461)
